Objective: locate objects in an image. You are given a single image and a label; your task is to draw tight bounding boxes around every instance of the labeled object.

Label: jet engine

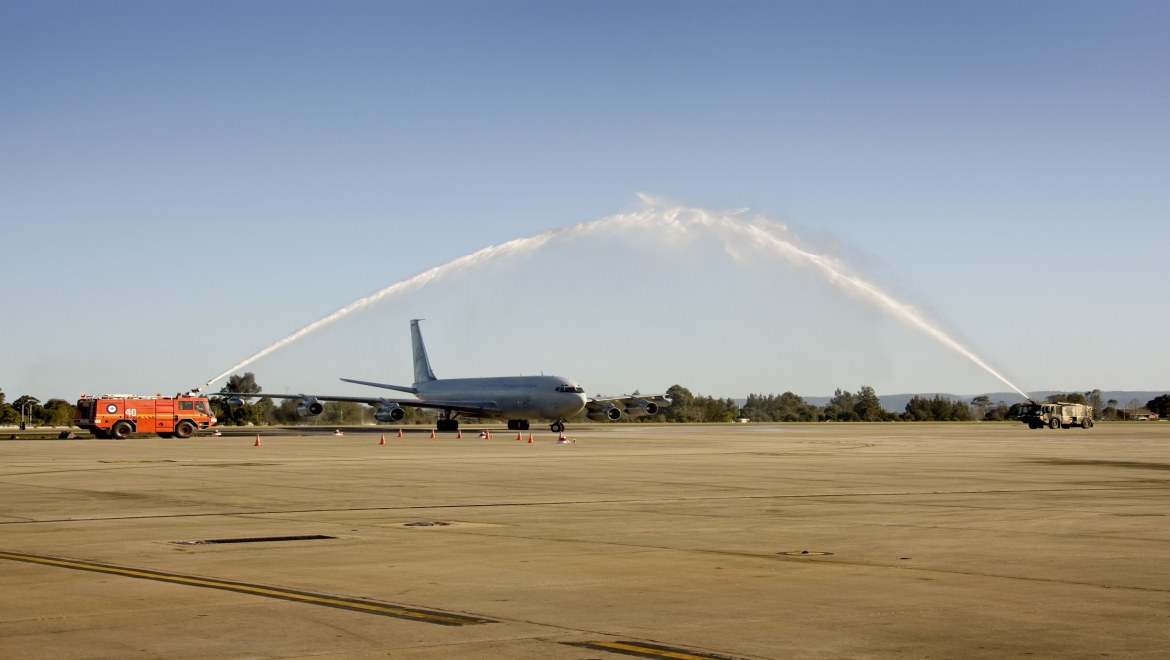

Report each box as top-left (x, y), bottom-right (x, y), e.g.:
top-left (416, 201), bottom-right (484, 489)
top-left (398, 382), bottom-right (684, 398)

top-left (624, 399), bottom-right (659, 417)
top-left (587, 403), bottom-right (622, 422)
top-left (374, 403), bottom-right (405, 423)
top-left (296, 397), bottom-right (325, 417)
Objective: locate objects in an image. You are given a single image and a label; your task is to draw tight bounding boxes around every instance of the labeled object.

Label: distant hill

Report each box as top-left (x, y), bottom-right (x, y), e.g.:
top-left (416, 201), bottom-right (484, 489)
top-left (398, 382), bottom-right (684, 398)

top-left (796, 391), bottom-right (1167, 413)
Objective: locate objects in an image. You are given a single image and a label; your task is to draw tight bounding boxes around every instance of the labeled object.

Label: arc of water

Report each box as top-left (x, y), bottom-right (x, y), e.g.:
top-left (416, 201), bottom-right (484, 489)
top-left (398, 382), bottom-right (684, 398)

top-left (201, 233), bottom-right (552, 390)
top-left (201, 205), bottom-right (1026, 399)
top-left (202, 211), bottom-right (659, 390)
top-left (710, 216), bottom-right (1028, 399)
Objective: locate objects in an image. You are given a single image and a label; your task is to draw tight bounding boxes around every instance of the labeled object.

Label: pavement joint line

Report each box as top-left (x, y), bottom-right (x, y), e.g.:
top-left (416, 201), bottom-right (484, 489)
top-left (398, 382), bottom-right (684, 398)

top-left (0, 551), bottom-right (495, 626)
top-left (564, 640), bottom-right (745, 659)
top-left (1, 485), bottom-right (1160, 526)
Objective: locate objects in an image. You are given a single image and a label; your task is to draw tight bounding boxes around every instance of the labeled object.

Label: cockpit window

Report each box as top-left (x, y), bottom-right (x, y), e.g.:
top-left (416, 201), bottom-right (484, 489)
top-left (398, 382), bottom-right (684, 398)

top-left (556, 385), bottom-right (585, 393)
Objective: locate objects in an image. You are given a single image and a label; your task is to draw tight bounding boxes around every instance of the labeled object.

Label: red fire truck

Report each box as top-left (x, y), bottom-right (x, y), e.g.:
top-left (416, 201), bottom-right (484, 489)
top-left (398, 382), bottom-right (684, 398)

top-left (76, 394), bottom-right (217, 439)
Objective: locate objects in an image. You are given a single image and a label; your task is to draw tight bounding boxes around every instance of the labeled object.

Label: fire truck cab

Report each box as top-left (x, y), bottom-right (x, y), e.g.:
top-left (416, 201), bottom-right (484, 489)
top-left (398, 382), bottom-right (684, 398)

top-left (76, 394), bottom-right (217, 439)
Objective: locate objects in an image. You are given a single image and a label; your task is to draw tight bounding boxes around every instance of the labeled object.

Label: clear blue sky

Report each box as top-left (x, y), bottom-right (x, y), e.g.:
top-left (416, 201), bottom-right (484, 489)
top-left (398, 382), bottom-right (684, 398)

top-left (3, 1), bottom-right (1167, 403)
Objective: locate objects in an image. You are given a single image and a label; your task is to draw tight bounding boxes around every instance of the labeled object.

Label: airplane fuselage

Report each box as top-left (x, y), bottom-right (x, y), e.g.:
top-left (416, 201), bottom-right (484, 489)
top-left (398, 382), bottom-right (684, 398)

top-left (222, 320), bottom-right (665, 434)
top-left (415, 375), bottom-right (587, 421)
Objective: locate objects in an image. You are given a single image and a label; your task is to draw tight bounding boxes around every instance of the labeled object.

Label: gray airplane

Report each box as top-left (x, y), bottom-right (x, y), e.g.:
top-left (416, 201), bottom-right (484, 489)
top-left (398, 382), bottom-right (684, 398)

top-left (223, 319), bottom-right (670, 433)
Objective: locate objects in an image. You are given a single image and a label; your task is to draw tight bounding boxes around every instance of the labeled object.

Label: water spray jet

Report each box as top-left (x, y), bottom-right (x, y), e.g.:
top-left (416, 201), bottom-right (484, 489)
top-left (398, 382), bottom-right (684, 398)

top-left (202, 202), bottom-right (1027, 399)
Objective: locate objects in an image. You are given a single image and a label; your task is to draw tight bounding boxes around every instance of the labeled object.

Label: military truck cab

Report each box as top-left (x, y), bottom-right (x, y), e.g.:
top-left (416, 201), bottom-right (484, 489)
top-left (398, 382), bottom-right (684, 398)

top-left (1018, 401), bottom-right (1094, 429)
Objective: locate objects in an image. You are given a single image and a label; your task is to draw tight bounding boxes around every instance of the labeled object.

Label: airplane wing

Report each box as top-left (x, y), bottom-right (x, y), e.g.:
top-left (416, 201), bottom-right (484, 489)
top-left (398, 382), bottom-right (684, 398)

top-left (585, 394), bottom-right (672, 420)
top-left (215, 392), bottom-right (501, 417)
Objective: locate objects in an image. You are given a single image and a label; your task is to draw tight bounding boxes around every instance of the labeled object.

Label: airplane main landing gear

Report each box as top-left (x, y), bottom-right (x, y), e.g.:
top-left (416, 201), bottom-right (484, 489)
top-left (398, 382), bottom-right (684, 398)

top-left (507, 420), bottom-right (530, 431)
top-left (437, 417), bottom-right (460, 432)
top-left (549, 420), bottom-right (565, 433)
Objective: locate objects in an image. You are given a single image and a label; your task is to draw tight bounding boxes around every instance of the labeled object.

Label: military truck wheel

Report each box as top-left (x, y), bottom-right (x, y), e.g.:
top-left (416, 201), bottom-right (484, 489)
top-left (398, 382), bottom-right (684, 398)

top-left (174, 420), bottom-right (196, 439)
top-left (1082, 418), bottom-right (1094, 429)
top-left (1048, 417), bottom-right (1061, 429)
top-left (111, 421), bottom-right (133, 439)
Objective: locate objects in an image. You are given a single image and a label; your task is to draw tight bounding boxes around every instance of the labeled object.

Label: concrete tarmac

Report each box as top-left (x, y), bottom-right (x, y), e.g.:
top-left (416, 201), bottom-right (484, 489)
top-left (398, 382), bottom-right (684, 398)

top-left (1, 423), bottom-right (1168, 659)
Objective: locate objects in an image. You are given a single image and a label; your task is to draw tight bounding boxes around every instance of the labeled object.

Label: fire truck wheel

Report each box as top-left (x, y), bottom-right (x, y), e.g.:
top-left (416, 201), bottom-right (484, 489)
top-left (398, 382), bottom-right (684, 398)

top-left (1048, 417), bottom-right (1061, 429)
top-left (111, 421), bottom-right (133, 439)
top-left (174, 421), bottom-right (196, 439)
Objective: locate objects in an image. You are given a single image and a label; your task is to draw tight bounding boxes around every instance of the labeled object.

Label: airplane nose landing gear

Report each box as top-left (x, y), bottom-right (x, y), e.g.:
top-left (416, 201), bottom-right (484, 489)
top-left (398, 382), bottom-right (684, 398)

top-left (550, 420), bottom-right (565, 433)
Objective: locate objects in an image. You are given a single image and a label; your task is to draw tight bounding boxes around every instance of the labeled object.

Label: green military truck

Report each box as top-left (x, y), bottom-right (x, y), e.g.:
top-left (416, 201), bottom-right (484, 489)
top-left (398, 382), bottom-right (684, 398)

top-left (1018, 401), bottom-right (1094, 429)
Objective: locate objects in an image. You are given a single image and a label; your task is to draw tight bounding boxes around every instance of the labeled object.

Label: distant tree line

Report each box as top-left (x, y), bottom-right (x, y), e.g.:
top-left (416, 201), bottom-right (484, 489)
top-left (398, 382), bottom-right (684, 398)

top-left (0, 389), bottom-right (79, 428)
top-left (665, 385), bottom-right (999, 423)
top-left (3, 380), bottom-right (1168, 428)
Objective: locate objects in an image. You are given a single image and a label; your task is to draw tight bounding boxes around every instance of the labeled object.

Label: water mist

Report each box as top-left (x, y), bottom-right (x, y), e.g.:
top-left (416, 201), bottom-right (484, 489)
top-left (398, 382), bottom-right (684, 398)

top-left (201, 200), bottom-right (1027, 400)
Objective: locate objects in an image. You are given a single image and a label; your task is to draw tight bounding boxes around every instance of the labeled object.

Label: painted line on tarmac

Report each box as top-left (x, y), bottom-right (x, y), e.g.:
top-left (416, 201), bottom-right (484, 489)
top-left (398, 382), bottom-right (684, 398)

top-left (564, 640), bottom-right (744, 659)
top-left (0, 551), bottom-right (494, 626)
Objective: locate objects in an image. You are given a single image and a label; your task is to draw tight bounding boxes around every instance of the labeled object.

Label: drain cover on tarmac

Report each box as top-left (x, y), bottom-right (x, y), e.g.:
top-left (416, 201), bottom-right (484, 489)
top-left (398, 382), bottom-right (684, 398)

top-left (778, 550), bottom-right (833, 557)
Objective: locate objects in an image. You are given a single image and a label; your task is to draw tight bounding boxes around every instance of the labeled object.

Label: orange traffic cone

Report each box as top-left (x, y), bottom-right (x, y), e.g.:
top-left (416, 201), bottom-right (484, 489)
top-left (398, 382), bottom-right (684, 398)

top-left (379, 433), bottom-right (386, 445)
top-left (254, 434), bottom-right (262, 447)
top-left (430, 429), bottom-right (436, 439)
top-left (457, 429), bottom-right (463, 439)
top-left (397, 428), bottom-right (403, 438)
top-left (516, 431), bottom-right (523, 441)
top-left (527, 434), bottom-right (534, 444)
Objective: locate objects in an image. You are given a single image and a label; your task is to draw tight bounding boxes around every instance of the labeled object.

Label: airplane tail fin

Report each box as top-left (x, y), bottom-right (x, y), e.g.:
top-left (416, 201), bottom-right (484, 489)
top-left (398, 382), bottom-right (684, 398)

top-left (410, 319), bottom-right (437, 385)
